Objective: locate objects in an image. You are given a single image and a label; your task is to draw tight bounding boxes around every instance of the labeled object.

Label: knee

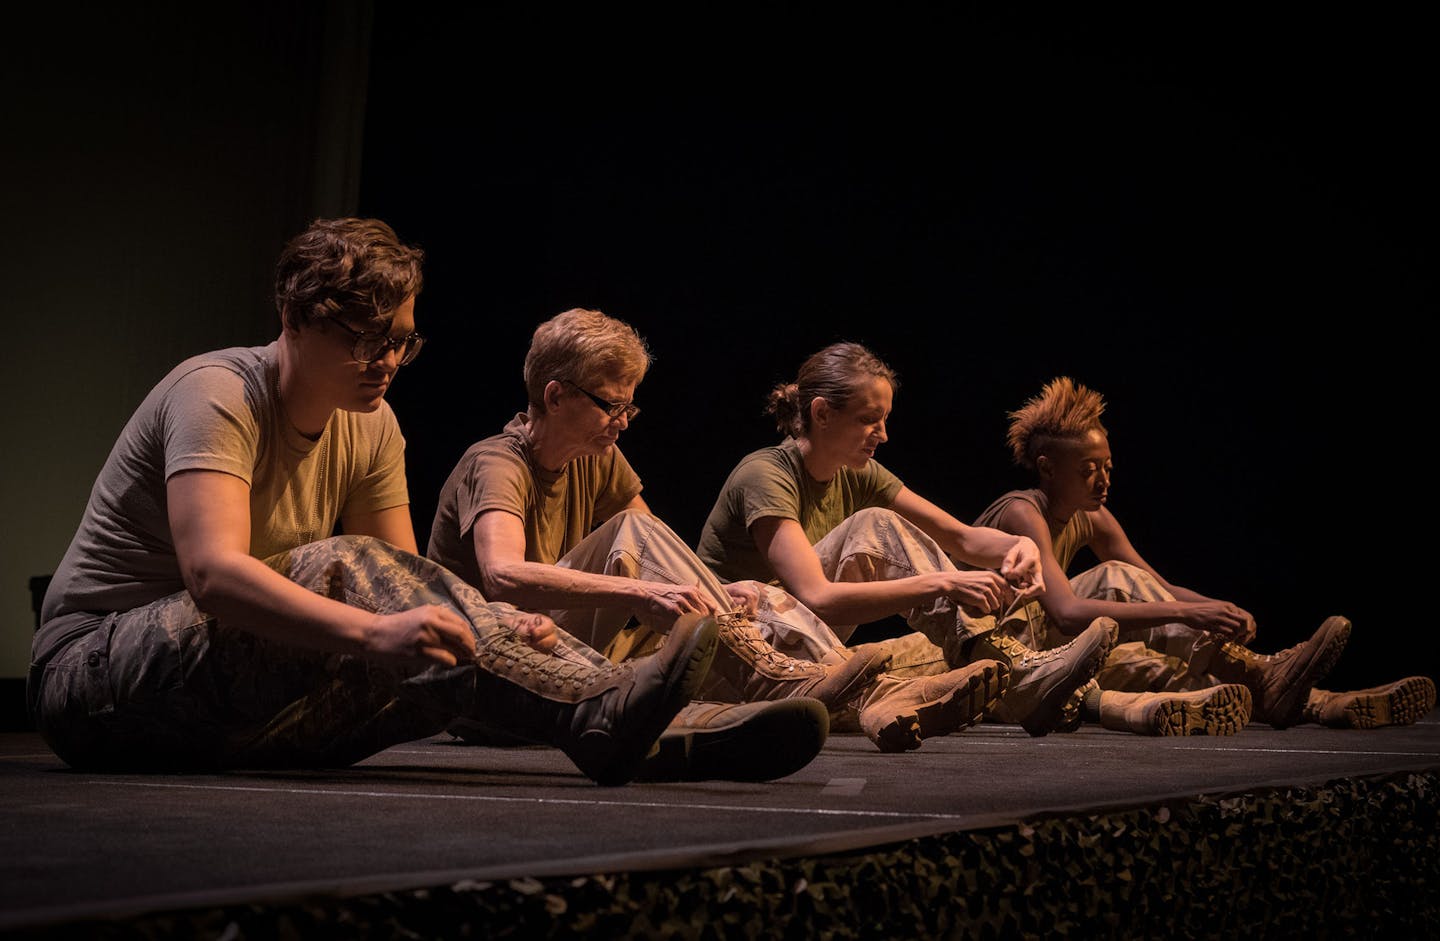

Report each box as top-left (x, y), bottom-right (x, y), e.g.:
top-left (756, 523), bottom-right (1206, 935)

top-left (589, 508), bottom-right (652, 551)
top-left (844, 507), bottom-right (913, 542)
top-left (1093, 560), bottom-right (1144, 579)
top-left (608, 508), bottom-right (652, 530)
top-left (1088, 560), bottom-right (1160, 595)
top-left (849, 506), bottom-right (900, 527)
top-left (294, 534), bottom-right (408, 569)
top-left (329, 534), bottom-right (381, 553)
top-left (851, 507), bottom-right (940, 552)
top-left (603, 508), bottom-right (683, 547)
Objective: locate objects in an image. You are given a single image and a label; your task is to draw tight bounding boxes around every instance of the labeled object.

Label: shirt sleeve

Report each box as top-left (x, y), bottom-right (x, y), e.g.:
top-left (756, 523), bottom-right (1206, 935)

top-left (342, 403), bottom-right (410, 514)
top-left (864, 459), bottom-right (904, 507)
top-left (735, 453), bottom-right (803, 529)
top-left (593, 446), bottom-right (644, 521)
top-left (158, 365), bottom-right (260, 485)
top-left (457, 445), bottom-right (532, 537)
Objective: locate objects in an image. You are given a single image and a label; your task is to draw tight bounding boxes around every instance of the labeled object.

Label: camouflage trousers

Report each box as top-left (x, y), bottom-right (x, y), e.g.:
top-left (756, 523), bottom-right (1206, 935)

top-left (547, 509), bottom-right (852, 677)
top-left (30, 535), bottom-right (599, 771)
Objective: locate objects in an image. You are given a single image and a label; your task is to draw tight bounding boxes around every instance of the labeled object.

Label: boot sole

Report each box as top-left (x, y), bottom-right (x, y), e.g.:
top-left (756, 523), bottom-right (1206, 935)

top-left (445, 719), bottom-right (540, 747)
top-left (1267, 616), bottom-right (1352, 729)
top-left (1148, 684), bottom-right (1252, 736)
top-left (575, 616), bottom-right (720, 786)
top-left (636, 698), bottom-right (829, 782)
top-left (1326, 676), bottom-right (1436, 729)
top-left (1021, 625), bottom-right (1115, 738)
top-left (872, 662), bottom-right (1009, 753)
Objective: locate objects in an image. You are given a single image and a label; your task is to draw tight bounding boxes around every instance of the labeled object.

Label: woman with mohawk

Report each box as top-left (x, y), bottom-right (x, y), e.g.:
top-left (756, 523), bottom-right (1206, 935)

top-left (972, 376), bottom-right (1433, 735)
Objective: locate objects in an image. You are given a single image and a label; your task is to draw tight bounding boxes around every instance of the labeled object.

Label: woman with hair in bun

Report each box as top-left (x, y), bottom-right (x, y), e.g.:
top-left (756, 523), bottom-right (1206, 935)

top-left (696, 342), bottom-right (1119, 737)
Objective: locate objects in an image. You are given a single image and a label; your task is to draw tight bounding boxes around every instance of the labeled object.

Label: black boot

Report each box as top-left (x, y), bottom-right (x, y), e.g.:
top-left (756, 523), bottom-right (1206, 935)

top-left (637, 697), bottom-right (830, 782)
top-left (465, 613), bottom-right (719, 785)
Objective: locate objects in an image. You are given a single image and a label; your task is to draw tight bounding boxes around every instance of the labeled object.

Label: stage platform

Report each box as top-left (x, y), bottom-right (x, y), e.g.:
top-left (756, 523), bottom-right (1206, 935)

top-left (4, 712), bottom-right (1439, 938)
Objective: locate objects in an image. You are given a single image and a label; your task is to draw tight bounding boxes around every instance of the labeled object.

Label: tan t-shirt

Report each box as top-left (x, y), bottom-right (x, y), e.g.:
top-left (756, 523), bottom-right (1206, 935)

top-left (37, 343), bottom-right (408, 659)
top-left (426, 413), bottom-right (642, 587)
top-left (971, 488), bottom-right (1094, 570)
top-left (696, 437), bottom-right (903, 584)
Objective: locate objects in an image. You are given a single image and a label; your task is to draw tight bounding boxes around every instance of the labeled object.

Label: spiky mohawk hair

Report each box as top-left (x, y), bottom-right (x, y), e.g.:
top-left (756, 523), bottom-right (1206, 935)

top-left (1006, 376), bottom-right (1107, 471)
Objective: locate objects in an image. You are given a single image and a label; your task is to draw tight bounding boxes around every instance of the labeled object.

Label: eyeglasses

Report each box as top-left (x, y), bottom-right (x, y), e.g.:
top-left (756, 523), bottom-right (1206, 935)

top-left (560, 378), bottom-right (640, 421)
top-left (326, 319), bottom-right (426, 365)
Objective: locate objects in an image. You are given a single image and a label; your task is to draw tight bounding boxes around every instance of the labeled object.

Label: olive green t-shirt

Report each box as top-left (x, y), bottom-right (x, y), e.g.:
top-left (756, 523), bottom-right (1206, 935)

top-left (696, 437), bottom-right (902, 583)
top-left (426, 413), bottom-right (643, 586)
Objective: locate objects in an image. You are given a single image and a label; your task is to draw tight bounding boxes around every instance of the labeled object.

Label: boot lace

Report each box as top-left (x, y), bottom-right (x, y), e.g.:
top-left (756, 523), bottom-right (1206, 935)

top-left (716, 610), bottom-right (801, 673)
top-left (482, 631), bottom-right (616, 693)
top-left (986, 630), bottom-right (1073, 669)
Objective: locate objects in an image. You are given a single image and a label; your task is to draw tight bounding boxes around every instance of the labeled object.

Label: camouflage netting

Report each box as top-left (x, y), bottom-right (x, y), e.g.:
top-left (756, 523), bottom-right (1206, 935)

top-left (17, 770), bottom-right (1440, 940)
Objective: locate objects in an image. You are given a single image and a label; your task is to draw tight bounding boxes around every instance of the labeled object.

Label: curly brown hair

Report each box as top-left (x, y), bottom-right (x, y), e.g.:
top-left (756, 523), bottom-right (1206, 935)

top-left (1006, 376), bottom-right (1107, 471)
top-left (274, 218), bottom-right (425, 329)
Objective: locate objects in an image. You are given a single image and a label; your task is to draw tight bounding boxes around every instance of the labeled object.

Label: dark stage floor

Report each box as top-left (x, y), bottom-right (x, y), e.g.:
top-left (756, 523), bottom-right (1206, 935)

top-left (4, 712), bottom-right (1439, 934)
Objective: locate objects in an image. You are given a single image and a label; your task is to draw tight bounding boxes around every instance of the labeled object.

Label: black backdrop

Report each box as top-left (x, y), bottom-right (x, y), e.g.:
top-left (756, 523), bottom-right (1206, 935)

top-left (354, 5), bottom-right (1432, 689)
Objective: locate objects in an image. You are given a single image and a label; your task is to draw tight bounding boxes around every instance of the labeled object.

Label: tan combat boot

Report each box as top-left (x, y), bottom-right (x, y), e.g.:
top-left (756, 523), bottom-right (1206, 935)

top-left (1208, 616), bottom-right (1351, 728)
top-left (705, 612), bottom-right (890, 711)
top-left (1052, 679), bottom-right (1097, 734)
top-left (970, 617), bottom-right (1118, 737)
top-left (1302, 676), bottom-right (1436, 729)
top-left (1097, 684), bottom-right (1253, 736)
top-left (855, 659), bottom-right (1010, 752)
top-left (465, 612), bottom-right (719, 786)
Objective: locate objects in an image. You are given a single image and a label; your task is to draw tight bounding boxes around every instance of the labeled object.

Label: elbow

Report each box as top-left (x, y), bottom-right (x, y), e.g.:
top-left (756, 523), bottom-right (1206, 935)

top-left (478, 565), bottom-right (524, 605)
top-left (179, 554), bottom-right (230, 612)
top-left (1050, 610), bottom-right (1092, 637)
top-left (801, 591), bottom-right (845, 626)
top-left (768, 575), bottom-right (826, 622)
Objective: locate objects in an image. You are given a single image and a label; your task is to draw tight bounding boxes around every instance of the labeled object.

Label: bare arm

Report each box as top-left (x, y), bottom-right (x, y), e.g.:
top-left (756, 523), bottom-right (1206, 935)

top-left (750, 514), bottom-right (1012, 626)
top-left (1000, 500), bottom-right (1253, 641)
top-left (168, 470), bottom-right (474, 666)
top-left (890, 487), bottom-right (1044, 596)
top-left (1087, 508), bottom-right (1255, 640)
top-left (342, 504), bottom-right (419, 554)
top-left (470, 497), bottom-right (718, 628)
